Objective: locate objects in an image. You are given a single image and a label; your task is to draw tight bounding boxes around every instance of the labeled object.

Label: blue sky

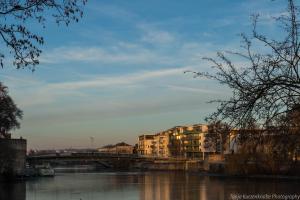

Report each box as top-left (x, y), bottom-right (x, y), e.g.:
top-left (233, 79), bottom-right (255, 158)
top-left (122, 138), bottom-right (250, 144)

top-left (0, 0), bottom-right (287, 149)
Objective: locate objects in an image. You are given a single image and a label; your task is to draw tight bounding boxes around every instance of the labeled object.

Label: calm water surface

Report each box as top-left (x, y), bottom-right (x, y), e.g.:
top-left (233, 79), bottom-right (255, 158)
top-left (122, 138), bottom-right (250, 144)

top-left (1, 172), bottom-right (300, 200)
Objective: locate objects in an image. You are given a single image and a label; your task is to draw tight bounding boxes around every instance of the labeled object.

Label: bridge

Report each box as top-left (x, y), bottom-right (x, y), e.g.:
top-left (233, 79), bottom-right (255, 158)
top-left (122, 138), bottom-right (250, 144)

top-left (27, 153), bottom-right (157, 169)
top-left (26, 153), bottom-right (207, 171)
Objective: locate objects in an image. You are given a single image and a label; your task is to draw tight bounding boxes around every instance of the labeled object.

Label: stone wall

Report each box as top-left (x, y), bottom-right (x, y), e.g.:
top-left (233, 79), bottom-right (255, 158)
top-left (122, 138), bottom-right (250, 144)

top-left (0, 138), bottom-right (27, 177)
top-left (138, 160), bottom-right (206, 172)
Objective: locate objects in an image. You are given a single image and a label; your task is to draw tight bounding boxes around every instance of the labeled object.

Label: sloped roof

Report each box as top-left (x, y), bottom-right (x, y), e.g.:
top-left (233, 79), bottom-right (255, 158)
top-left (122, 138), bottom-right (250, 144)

top-left (100, 142), bottom-right (132, 149)
top-left (115, 142), bottom-right (132, 146)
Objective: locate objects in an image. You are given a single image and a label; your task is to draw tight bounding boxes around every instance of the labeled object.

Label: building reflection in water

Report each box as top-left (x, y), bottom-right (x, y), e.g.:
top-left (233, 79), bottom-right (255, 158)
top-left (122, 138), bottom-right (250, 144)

top-left (139, 172), bottom-right (219, 200)
top-left (139, 172), bottom-right (300, 200)
top-left (0, 181), bottom-right (26, 200)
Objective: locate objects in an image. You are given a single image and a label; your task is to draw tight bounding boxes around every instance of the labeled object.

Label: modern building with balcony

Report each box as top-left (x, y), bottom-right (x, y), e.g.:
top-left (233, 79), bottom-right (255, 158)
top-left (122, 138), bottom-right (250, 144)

top-left (138, 124), bottom-right (220, 159)
top-left (168, 124), bottom-right (215, 159)
top-left (152, 131), bottom-right (170, 158)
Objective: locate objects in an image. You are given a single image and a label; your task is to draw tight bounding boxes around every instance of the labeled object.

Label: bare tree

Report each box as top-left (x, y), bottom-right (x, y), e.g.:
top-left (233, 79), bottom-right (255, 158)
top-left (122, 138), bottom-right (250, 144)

top-left (0, 0), bottom-right (87, 71)
top-left (188, 0), bottom-right (300, 129)
top-left (184, 0), bottom-right (300, 174)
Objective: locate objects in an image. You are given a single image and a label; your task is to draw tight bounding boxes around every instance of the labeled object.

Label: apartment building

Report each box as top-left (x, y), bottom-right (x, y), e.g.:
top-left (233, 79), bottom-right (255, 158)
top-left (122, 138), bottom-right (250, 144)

top-left (152, 131), bottom-right (170, 158)
top-left (168, 124), bottom-right (215, 159)
top-left (138, 132), bottom-right (170, 157)
top-left (138, 124), bottom-right (219, 159)
top-left (138, 135), bottom-right (155, 156)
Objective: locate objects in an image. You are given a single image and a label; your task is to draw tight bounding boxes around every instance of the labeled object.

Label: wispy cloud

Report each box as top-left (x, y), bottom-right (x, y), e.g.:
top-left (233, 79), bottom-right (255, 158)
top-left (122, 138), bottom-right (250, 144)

top-left (40, 39), bottom-right (226, 70)
top-left (138, 24), bottom-right (175, 44)
top-left (166, 85), bottom-right (226, 95)
top-left (48, 67), bottom-right (188, 90)
top-left (6, 67), bottom-right (190, 108)
top-left (88, 3), bottom-right (138, 21)
top-left (41, 45), bottom-right (155, 64)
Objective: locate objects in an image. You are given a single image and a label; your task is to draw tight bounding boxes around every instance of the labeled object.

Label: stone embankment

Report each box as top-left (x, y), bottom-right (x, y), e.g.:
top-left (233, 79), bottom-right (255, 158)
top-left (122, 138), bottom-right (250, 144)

top-left (136, 155), bottom-right (225, 173)
top-left (0, 138), bottom-right (27, 179)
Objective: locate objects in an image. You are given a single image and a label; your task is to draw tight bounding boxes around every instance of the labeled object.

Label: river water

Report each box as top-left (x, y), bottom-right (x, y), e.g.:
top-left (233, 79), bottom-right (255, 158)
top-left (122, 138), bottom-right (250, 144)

top-left (1, 172), bottom-right (300, 200)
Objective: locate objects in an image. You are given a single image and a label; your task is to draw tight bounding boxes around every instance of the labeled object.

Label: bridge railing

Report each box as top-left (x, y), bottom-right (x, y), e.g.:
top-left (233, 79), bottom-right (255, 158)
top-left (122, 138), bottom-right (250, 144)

top-left (27, 152), bottom-right (140, 159)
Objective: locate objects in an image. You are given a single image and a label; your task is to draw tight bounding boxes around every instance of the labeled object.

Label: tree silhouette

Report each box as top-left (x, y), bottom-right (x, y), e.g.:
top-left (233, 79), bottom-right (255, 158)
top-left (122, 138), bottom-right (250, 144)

top-left (0, 0), bottom-right (87, 71)
top-left (0, 82), bottom-right (22, 138)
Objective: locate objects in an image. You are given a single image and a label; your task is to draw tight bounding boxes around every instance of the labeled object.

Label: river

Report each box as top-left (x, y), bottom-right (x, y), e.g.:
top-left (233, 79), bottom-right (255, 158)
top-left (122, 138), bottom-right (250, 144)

top-left (1, 172), bottom-right (300, 200)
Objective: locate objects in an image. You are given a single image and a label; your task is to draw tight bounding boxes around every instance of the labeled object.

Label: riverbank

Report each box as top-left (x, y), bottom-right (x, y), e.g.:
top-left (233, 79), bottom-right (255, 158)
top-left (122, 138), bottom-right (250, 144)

top-left (130, 159), bottom-right (300, 181)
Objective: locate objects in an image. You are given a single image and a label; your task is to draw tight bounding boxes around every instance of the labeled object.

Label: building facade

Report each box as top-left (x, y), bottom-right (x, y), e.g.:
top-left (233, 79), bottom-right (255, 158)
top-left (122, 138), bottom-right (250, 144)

top-left (138, 124), bottom-right (218, 159)
top-left (168, 124), bottom-right (215, 159)
top-left (138, 135), bottom-right (155, 156)
top-left (152, 131), bottom-right (170, 158)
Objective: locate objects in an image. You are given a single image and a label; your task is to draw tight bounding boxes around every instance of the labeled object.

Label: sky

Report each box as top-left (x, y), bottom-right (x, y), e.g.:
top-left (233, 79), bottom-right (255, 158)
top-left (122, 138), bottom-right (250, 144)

top-left (0, 0), bottom-right (287, 149)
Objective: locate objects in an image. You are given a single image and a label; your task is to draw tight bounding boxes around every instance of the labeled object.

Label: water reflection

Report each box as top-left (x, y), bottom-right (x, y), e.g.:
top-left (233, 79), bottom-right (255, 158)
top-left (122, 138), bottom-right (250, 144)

top-left (139, 172), bottom-right (300, 200)
top-left (139, 173), bottom-right (224, 200)
top-left (1, 172), bottom-right (300, 200)
top-left (0, 181), bottom-right (25, 200)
